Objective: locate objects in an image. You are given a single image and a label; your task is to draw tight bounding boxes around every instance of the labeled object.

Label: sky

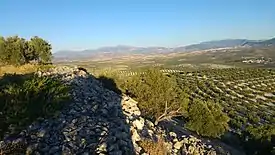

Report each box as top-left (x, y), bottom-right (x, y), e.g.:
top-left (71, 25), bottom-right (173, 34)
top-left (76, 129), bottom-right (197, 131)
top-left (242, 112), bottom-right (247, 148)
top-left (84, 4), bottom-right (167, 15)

top-left (1, 0), bottom-right (275, 52)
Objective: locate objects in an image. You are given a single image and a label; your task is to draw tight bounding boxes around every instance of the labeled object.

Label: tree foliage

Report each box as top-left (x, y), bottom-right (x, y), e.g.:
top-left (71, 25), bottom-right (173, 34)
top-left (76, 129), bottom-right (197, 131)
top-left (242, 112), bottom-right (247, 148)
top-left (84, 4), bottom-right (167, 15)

top-left (185, 99), bottom-right (229, 138)
top-left (0, 35), bottom-right (52, 65)
top-left (27, 36), bottom-right (52, 63)
top-left (124, 69), bottom-right (189, 124)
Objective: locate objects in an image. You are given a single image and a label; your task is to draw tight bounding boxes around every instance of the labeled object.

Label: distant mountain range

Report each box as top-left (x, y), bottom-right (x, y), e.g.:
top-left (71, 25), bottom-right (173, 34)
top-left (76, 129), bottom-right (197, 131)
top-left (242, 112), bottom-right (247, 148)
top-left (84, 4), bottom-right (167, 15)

top-left (54, 37), bottom-right (275, 61)
top-left (242, 38), bottom-right (275, 47)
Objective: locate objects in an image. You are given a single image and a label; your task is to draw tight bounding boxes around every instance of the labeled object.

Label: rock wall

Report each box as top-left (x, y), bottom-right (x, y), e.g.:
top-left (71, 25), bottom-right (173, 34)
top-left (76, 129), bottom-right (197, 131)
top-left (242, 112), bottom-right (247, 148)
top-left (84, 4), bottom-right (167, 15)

top-left (0, 66), bottom-right (217, 155)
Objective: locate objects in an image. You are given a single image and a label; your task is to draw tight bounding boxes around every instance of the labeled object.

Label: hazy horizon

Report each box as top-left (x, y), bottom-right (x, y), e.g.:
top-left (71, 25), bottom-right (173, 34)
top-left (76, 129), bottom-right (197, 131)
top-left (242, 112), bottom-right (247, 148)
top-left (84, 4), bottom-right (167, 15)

top-left (1, 0), bottom-right (275, 52)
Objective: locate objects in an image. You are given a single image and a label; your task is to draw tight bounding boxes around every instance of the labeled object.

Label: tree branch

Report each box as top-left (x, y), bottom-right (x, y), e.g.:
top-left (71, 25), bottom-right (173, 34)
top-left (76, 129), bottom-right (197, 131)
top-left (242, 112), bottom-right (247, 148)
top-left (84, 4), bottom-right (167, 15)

top-left (155, 102), bottom-right (182, 125)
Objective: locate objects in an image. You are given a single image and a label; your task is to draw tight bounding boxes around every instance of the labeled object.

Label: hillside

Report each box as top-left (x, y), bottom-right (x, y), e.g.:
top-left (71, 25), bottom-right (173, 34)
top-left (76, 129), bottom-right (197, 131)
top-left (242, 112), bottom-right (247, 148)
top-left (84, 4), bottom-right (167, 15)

top-left (106, 67), bottom-right (275, 155)
top-left (173, 39), bottom-right (248, 52)
top-left (1, 35), bottom-right (274, 155)
top-left (53, 38), bottom-right (275, 62)
top-left (52, 39), bottom-right (250, 61)
top-left (0, 66), bottom-right (240, 155)
top-left (1, 65), bottom-right (275, 154)
top-left (53, 46), bottom-right (173, 61)
top-left (242, 38), bottom-right (275, 47)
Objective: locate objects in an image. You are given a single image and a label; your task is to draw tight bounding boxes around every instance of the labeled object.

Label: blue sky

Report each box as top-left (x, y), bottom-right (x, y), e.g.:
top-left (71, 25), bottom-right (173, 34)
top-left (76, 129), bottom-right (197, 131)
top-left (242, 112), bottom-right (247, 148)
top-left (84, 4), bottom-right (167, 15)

top-left (1, 0), bottom-right (275, 52)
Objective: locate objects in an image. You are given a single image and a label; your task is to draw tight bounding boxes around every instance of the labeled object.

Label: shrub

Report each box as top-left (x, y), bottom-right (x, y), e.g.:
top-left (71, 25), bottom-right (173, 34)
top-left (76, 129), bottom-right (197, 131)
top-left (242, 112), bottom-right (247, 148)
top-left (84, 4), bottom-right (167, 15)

top-left (185, 99), bottom-right (230, 138)
top-left (0, 73), bottom-right (70, 138)
top-left (124, 69), bottom-right (189, 125)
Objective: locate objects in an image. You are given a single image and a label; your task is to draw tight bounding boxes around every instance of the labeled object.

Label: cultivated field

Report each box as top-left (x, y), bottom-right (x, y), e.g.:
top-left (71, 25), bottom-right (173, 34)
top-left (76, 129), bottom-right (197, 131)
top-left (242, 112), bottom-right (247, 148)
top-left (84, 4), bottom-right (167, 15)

top-left (55, 47), bottom-right (275, 74)
top-left (174, 68), bottom-right (275, 134)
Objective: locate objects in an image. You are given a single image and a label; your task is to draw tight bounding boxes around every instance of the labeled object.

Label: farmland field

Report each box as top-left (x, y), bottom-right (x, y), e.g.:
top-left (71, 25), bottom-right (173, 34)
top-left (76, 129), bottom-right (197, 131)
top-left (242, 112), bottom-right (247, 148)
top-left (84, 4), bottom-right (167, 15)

top-left (174, 68), bottom-right (275, 131)
top-left (173, 68), bottom-right (275, 153)
top-left (55, 47), bottom-right (275, 73)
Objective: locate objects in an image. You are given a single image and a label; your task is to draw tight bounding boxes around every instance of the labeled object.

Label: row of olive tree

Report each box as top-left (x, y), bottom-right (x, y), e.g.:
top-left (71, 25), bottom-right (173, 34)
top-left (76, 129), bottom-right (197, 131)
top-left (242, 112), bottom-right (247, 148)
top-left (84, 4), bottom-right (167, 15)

top-left (0, 36), bottom-right (52, 65)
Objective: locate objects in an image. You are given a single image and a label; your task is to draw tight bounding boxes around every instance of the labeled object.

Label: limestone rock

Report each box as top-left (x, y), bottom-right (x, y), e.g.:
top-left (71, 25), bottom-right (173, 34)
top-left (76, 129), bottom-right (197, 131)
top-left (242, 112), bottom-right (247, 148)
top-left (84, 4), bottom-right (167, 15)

top-left (132, 118), bottom-right (144, 130)
top-left (174, 140), bottom-right (184, 150)
top-left (132, 129), bottom-right (141, 142)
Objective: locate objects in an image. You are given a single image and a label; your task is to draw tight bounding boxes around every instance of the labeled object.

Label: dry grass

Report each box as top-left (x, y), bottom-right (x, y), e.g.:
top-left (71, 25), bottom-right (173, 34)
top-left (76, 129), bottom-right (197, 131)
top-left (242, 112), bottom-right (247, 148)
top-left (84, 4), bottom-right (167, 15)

top-left (139, 137), bottom-right (168, 155)
top-left (0, 64), bottom-right (38, 76)
top-left (0, 64), bottom-right (53, 76)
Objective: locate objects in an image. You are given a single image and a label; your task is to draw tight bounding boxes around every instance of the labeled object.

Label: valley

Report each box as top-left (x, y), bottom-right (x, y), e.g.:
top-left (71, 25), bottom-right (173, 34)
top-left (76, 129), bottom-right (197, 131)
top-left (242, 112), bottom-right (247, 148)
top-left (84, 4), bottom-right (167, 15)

top-left (1, 36), bottom-right (275, 155)
top-left (55, 46), bottom-right (275, 74)
top-left (53, 45), bottom-right (275, 155)
top-left (1, 1), bottom-right (275, 154)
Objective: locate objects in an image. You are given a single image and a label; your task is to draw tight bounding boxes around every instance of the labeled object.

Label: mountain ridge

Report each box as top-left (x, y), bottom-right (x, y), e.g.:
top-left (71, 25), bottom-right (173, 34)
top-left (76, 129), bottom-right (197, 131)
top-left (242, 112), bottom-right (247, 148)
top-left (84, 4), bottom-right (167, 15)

top-left (54, 37), bottom-right (275, 60)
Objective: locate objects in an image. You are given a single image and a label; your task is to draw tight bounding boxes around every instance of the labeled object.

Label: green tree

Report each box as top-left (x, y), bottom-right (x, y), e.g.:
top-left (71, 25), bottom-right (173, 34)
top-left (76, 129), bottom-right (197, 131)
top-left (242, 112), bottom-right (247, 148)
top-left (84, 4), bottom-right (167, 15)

top-left (0, 36), bottom-right (6, 63)
top-left (3, 36), bottom-right (26, 65)
top-left (27, 36), bottom-right (52, 64)
top-left (124, 69), bottom-right (189, 125)
top-left (0, 35), bottom-right (53, 65)
top-left (186, 99), bottom-right (229, 138)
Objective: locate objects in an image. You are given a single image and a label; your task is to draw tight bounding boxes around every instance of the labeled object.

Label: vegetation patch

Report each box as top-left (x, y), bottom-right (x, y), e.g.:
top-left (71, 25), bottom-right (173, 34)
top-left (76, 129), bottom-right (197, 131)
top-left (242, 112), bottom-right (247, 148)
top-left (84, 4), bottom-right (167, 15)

top-left (0, 73), bottom-right (70, 139)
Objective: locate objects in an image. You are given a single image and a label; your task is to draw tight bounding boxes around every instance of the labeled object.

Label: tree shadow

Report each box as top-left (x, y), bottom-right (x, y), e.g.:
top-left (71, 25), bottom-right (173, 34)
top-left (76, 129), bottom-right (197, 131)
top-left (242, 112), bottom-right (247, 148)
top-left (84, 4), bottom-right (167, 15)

top-left (238, 131), bottom-right (275, 155)
top-left (0, 69), bottom-right (135, 155)
top-left (97, 76), bottom-right (122, 94)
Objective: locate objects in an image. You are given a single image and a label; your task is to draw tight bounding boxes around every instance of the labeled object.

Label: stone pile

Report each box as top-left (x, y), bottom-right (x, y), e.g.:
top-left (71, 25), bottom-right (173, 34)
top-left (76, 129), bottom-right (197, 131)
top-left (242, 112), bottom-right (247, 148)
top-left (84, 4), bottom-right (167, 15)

top-left (0, 66), bottom-right (217, 155)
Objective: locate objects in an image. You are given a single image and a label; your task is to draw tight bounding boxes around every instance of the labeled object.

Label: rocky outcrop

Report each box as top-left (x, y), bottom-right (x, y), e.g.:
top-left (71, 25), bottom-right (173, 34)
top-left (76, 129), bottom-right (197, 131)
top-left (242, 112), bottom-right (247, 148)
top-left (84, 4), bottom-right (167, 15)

top-left (0, 66), bottom-right (217, 155)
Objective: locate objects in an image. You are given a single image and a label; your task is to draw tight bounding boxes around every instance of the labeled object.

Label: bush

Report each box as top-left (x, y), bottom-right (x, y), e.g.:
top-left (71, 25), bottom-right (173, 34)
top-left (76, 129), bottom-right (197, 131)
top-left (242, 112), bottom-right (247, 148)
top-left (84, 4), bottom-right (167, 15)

top-left (0, 73), bottom-right (70, 138)
top-left (124, 69), bottom-right (189, 125)
top-left (185, 99), bottom-right (229, 138)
